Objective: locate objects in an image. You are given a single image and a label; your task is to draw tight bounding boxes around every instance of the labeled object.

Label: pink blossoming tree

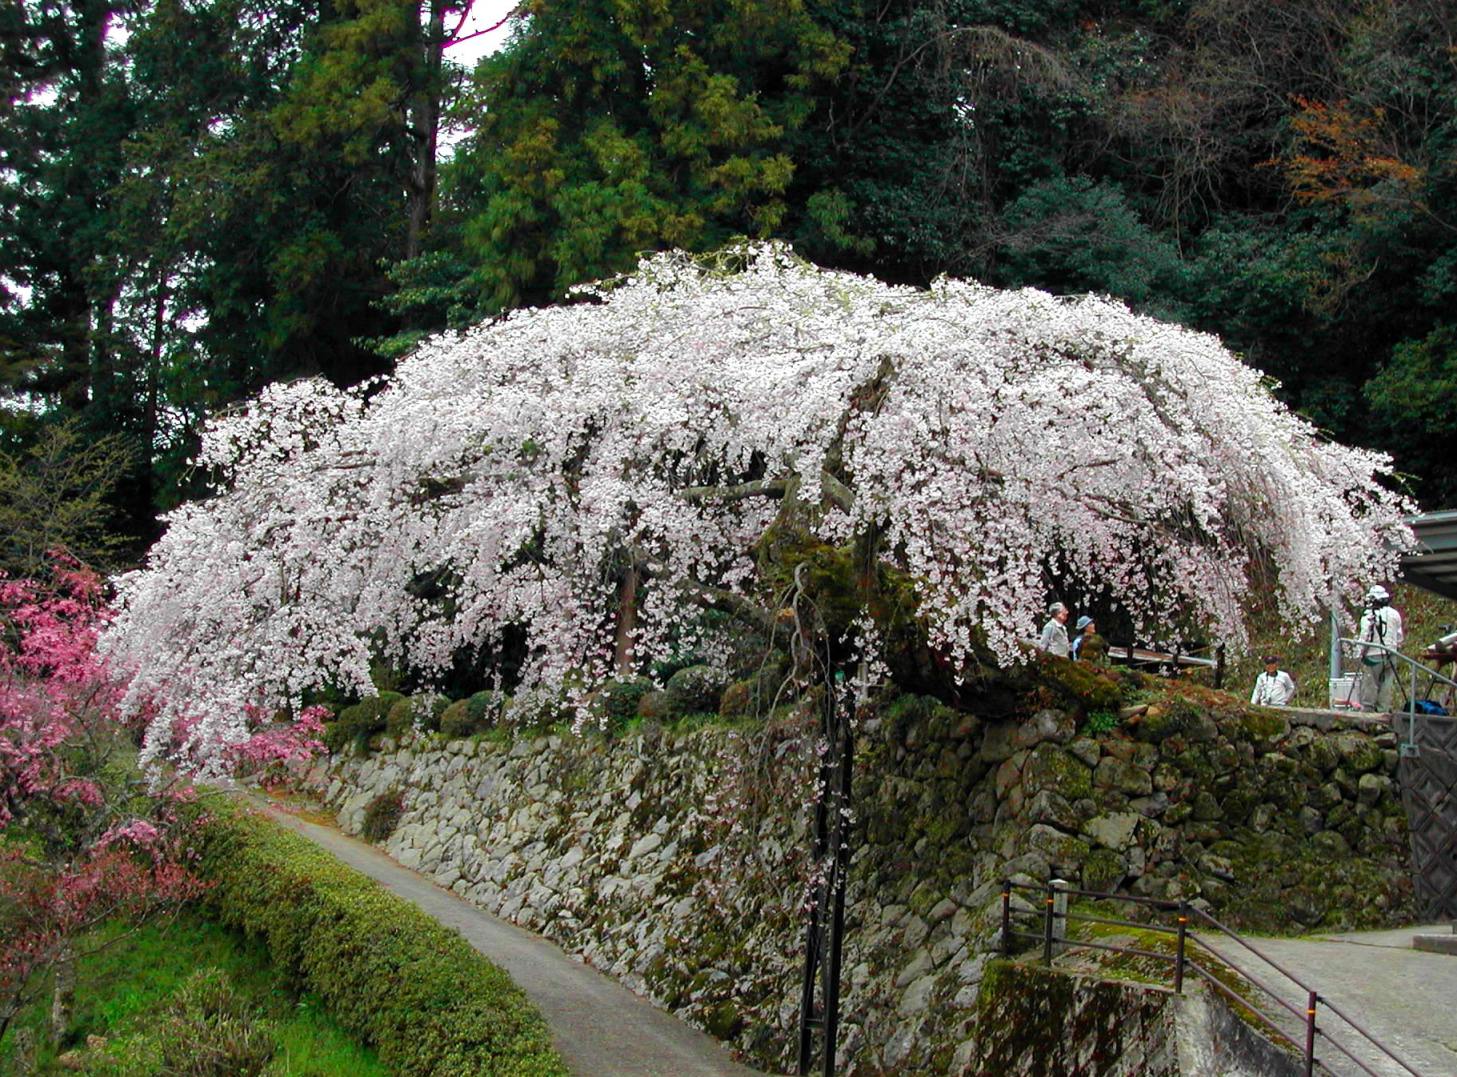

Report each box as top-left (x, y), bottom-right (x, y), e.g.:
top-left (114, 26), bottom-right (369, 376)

top-left (103, 245), bottom-right (1413, 762)
top-left (0, 559), bottom-right (208, 1042)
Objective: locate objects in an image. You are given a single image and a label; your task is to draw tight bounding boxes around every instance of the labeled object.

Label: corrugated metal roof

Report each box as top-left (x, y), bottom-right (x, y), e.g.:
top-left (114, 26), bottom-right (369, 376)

top-left (1400, 511), bottom-right (1457, 601)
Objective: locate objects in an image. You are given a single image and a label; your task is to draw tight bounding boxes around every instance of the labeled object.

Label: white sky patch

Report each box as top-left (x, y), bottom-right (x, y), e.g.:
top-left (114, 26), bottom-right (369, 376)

top-left (449, 0), bottom-right (519, 68)
top-left (439, 0), bottom-right (520, 157)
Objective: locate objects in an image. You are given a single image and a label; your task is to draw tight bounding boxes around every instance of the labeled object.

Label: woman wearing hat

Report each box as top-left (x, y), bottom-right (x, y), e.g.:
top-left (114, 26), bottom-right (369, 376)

top-left (1251, 655), bottom-right (1296, 707)
top-left (1357, 584), bottom-right (1404, 712)
top-left (1072, 615), bottom-right (1107, 665)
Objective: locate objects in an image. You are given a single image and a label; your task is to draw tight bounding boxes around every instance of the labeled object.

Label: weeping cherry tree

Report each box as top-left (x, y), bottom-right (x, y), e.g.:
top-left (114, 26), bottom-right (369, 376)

top-left (101, 244), bottom-right (1413, 768)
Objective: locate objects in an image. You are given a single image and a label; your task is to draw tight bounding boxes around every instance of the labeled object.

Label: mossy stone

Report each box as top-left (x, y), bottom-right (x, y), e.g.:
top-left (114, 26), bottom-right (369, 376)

top-left (1021, 744), bottom-right (1094, 801)
top-left (1081, 848), bottom-right (1125, 892)
top-left (1036, 656), bottom-right (1123, 710)
top-left (1239, 708), bottom-right (1289, 746)
top-left (1025, 823), bottom-right (1091, 865)
top-left (1334, 733), bottom-right (1385, 775)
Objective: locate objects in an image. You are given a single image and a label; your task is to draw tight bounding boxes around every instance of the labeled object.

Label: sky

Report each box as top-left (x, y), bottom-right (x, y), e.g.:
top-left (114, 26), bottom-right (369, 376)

top-left (451, 1), bottom-right (520, 69)
top-left (439, 0), bottom-right (521, 154)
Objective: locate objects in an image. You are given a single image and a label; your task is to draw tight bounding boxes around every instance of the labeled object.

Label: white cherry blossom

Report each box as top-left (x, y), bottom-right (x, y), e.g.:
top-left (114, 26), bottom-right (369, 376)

top-left (102, 245), bottom-right (1413, 764)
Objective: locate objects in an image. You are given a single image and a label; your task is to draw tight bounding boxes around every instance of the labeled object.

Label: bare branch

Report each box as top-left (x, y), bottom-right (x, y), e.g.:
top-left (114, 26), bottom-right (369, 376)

top-left (820, 471), bottom-right (856, 513)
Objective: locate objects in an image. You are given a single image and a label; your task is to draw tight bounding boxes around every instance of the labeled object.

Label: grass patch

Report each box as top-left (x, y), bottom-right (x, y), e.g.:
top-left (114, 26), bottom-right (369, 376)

top-left (0, 909), bottom-right (389, 1076)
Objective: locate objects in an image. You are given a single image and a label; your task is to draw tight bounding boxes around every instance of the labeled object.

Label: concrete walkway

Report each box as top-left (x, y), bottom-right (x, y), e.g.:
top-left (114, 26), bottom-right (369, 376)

top-left (248, 799), bottom-right (767, 1077)
top-left (1194, 927), bottom-right (1457, 1076)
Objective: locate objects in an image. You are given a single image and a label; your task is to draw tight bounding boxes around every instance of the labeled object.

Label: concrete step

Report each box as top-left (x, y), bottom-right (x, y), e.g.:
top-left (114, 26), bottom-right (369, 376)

top-left (1412, 933), bottom-right (1457, 955)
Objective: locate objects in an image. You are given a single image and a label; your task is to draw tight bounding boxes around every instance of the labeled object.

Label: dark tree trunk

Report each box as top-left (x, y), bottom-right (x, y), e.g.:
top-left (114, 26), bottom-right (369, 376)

top-left (405, 0), bottom-right (449, 259)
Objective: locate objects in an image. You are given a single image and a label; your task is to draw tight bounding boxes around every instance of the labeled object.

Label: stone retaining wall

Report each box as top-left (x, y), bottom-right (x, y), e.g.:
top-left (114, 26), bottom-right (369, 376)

top-left (325, 696), bottom-right (1413, 1074)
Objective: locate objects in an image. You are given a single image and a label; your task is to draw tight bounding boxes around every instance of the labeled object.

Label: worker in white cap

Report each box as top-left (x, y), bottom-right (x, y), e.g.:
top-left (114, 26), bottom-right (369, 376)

top-left (1357, 584), bottom-right (1404, 712)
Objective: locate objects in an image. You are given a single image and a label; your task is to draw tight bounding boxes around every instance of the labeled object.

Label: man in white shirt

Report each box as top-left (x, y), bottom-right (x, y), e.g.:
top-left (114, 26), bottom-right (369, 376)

top-left (1039, 602), bottom-right (1071, 657)
top-left (1251, 655), bottom-right (1296, 707)
top-left (1357, 584), bottom-right (1404, 712)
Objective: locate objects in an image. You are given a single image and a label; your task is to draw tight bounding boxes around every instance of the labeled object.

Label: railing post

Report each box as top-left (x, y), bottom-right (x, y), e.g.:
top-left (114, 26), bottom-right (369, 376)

top-left (1050, 877), bottom-right (1069, 955)
top-left (1042, 881), bottom-right (1056, 965)
top-left (1001, 880), bottom-right (1012, 956)
top-left (1304, 990), bottom-right (1318, 1077)
top-left (1174, 901), bottom-right (1189, 994)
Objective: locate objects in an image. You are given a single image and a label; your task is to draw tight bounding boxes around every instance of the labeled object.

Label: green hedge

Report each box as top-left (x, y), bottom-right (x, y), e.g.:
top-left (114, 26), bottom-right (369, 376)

top-left (322, 691), bottom-right (406, 754)
top-left (197, 800), bottom-right (566, 1076)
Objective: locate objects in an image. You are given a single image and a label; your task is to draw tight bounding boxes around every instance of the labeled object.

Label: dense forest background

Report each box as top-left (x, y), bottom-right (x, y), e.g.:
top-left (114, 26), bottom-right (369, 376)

top-left (3, 0), bottom-right (1455, 572)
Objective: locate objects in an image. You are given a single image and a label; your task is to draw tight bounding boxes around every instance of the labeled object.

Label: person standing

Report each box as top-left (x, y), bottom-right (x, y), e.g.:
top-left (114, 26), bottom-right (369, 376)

top-left (1357, 585), bottom-right (1404, 712)
top-left (1073, 615), bottom-right (1108, 665)
top-left (1039, 602), bottom-right (1071, 657)
top-left (1251, 655), bottom-right (1296, 707)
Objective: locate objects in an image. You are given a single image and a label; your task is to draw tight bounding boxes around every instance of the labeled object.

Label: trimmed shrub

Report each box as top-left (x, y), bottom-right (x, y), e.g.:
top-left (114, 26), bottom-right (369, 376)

top-left (506, 690), bottom-right (568, 731)
top-left (385, 698), bottom-right (417, 738)
top-left (197, 800), bottom-right (566, 1077)
top-left (422, 694), bottom-right (450, 732)
top-left (665, 664), bottom-right (728, 713)
top-left (321, 721), bottom-right (355, 755)
top-left (466, 689), bottom-right (504, 726)
top-left (636, 689), bottom-right (678, 721)
top-left (361, 790), bottom-right (406, 843)
top-left (593, 678), bottom-right (654, 731)
top-left (323, 691), bottom-right (406, 754)
top-left (438, 699), bottom-right (476, 739)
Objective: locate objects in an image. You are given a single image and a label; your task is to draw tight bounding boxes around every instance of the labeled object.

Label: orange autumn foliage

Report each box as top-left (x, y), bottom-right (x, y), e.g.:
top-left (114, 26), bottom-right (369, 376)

top-left (1279, 97), bottom-right (1425, 217)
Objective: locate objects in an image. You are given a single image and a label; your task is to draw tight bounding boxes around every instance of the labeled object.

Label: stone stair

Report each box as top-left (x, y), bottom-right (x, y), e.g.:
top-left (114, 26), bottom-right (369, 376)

top-left (1411, 925), bottom-right (1457, 955)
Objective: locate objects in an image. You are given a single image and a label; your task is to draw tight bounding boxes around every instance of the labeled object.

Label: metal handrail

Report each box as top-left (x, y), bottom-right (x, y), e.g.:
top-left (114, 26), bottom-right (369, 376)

top-left (1337, 637), bottom-right (1457, 755)
top-left (1000, 880), bottom-right (1424, 1077)
top-left (1338, 638), bottom-right (1457, 693)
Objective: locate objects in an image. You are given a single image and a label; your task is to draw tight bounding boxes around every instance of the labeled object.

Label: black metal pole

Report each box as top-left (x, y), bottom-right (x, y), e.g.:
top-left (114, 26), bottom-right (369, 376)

top-left (1174, 902), bottom-right (1188, 994)
top-left (1304, 990), bottom-right (1318, 1077)
top-left (820, 721), bottom-right (852, 1077)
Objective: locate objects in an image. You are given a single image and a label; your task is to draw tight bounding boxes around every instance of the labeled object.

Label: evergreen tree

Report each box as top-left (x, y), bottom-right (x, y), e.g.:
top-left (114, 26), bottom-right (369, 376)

top-left (438, 0), bottom-right (850, 315)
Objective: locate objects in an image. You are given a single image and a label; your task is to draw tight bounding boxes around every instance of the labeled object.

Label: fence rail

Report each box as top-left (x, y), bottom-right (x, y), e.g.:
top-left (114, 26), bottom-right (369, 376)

top-left (1335, 637), bottom-right (1457, 755)
top-left (999, 880), bottom-right (1423, 1077)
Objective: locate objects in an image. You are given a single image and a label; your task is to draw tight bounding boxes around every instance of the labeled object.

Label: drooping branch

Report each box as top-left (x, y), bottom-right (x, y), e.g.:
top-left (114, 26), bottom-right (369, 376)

top-left (679, 582), bottom-right (777, 633)
top-left (677, 477), bottom-right (789, 504)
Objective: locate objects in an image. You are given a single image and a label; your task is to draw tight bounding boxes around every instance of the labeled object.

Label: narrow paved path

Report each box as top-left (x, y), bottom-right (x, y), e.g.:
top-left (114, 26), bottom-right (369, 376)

top-left (1195, 927), bottom-right (1457, 1076)
top-left (248, 798), bottom-right (768, 1077)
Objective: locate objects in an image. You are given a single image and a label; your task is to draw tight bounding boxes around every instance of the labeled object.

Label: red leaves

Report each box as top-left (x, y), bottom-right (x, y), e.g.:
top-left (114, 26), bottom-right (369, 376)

top-left (0, 556), bottom-right (208, 1030)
